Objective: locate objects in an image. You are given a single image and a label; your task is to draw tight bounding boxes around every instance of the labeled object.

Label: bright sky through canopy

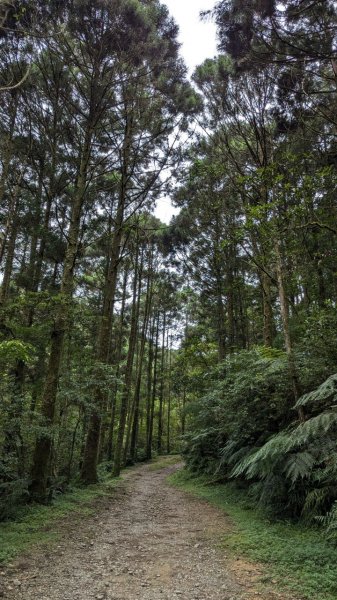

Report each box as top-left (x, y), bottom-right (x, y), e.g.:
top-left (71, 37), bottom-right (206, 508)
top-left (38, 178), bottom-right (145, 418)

top-left (163, 0), bottom-right (217, 74)
top-left (155, 0), bottom-right (217, 224)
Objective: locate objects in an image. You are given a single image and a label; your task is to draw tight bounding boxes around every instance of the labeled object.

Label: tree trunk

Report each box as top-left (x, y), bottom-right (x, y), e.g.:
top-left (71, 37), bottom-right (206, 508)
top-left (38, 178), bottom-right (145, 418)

top-left (112, 246), bottom-right (140, 477)
top-left (157, 311), bottom-right (166, 454)
top-left (145, 316), bottom-right (155, 460)
top-left (122, 252), bottom-right (143, 466)
top-left (80, 212), bottom-right (124, 483)
top-left (0, 186), bottom-right (20, 308)
top-left (129, 267), bottom-right (153, 462)
top-left (261, 270), bottom-right (274, 347)
top-left (29, 129), bottom-right (92, 502)
top-left (275, 239), bottom-right (304, 422)
top-left (106, 267), bottom-right (129, 462)
top-left (0, 93), bottom-right (18, 267)
top-left (216, 286), bottom-right (226, 361)
top-left (166, 336), bottom-right (172, 455)
top-left (81, 104), bottom-right (133, 484)
top-left (146, 313), bottom-right (159, 460)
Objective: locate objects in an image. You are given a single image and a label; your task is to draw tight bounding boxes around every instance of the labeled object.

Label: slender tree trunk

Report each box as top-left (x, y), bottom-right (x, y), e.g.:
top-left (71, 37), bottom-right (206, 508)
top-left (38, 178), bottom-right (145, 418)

top-left (146, 313), bottom-right (159, 460)
top-left (80, 215), bottom-right (124, 483)
top-left (122, 253), bottom-right (143, 466)
top-left (166, 336), bottom-right (172, 455)
top-left (29, 129), bottom-right (92, 501)
top-left (130, 268), bottom-right (153, 462)
top-left (181, 386), bottom-right (186, 436)
top-left (261, 271), bottom-right (274, 347)
top-left (275, 239), bottom-right (304, 421)
top-left (0, 93), bottom-right (18, 267)
top-left (112, 247), bottom-right (140, 476)
top-left (157, 311), bottom-right (166, 454)
top-left (216, 285), bottom-right (226, 361)
top-left (226, 267), bottom-right (235, 351)
top-left (0, 189), bottom-right (20, 307)
top-left (106, 267), bottom-right (128, 462)
top-left (145, 316), bottom-right (155, 460)
top-left (81, 105), bottom-right (133, 484)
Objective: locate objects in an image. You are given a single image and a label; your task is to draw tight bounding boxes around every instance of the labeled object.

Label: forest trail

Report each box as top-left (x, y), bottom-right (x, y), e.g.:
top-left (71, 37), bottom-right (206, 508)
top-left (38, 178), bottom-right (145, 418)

top-left (1, 462), bottom-right (296, 600)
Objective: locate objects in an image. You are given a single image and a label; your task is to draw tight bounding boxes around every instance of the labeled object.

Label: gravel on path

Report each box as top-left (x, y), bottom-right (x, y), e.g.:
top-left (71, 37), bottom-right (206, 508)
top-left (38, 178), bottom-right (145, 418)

top-left (0, 462), bottom-right (298, 600)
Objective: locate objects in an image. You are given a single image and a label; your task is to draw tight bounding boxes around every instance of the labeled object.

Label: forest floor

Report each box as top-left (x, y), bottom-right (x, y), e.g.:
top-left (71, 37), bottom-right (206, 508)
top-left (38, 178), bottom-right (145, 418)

top-left (0, 459), bottom-right (298, 600)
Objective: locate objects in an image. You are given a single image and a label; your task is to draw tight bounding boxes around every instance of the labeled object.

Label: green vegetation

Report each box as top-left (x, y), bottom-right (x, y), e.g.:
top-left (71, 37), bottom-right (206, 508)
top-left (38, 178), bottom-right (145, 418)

top-left (0, 475), bottom-right (122, 565)
top-left (182, 345), bottom-right (337, 529)
top-left (0, 0), bottom-right (194, 511)
top-left (1, 5), bottom-right (337, 593)
top-left (0, 456), bottom-right (174, 565)
top-left (147, 455), bottom-right (181, 471)
top-left (170, 470), bottom-right (337, 600)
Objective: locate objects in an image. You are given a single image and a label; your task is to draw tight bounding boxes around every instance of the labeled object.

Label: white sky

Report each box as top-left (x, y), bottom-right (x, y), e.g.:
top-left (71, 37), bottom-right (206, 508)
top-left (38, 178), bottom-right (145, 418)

top-left (154, 0), bottom-right (217, 224)
top-left (163, 0), bottom-right (218, 75)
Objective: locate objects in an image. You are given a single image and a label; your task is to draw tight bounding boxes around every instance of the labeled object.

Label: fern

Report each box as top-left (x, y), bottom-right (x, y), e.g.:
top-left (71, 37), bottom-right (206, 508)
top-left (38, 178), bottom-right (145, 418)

top-left (293, 411), bottom-right (337, 445)
top-left (303, 487), bottom-right (336, 519)
top-left (284, 452), bottom-right (315, 484)
top-left (232, 433), bottom-right (293, 479)
top-left (317, 502), bottom-right (337, 541)
top-left (296, 374), bottom-right (337, 408)
top-left (184, 349), bottom-right (337, 526)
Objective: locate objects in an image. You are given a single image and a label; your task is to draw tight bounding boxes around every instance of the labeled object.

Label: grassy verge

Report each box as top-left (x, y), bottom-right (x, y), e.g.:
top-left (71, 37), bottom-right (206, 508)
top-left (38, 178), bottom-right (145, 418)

top-left (169, 469), bottom-right (337, 600)
top-left (0, 455), bottom-right (180, 565)
top-left (148, 454), bottom-right (181, 471)
top-left (0, 475), bottom-right (124, 565)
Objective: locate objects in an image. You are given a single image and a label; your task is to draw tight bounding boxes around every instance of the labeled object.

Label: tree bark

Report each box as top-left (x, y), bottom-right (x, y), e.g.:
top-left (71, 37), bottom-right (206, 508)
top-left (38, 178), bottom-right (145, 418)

top-left (122, 249), bottom-right (143, 466)
top-left (112, 246), bottom-right (140, 476)
top-left (81, 103), bottom-right (133, 484)
top-left (0, 92), bottom-right (18, 267)
top-left (261, 270), bottom-right (274, 347)
top-left (106, 266), bottom-right (129, 462)
top-left (29, 128), bottom-right (92, 501)
top-left (157, 311), bottom-right (166, 454)
top-left (129, 265), bottom-right (153, 462)
top-left (146, 312), bottom-right (159, 460)
top-left (275, 239), bottom-right (304, 422)
top-left (166, 335), bottom-right (172, 455)
top-left (145, 315), bottom-right (155, 460)
top-left (0, 183), bottom-right (20, 307)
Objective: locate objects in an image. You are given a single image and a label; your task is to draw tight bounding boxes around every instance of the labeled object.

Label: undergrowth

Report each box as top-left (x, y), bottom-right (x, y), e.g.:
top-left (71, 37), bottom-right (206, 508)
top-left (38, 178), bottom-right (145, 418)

top-left (148, 455), bottom-right (181, 471)
top-left (0, 476), bottom-right (122, 564)
top-left (0, 456), bottom-right (177, 565)
top-left (169, 469), bottom-right (337, 600)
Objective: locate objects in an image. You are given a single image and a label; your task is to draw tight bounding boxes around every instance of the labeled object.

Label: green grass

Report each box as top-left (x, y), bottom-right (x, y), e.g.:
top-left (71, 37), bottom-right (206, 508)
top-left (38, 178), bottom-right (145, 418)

top-left (148, 454), bottom-right (181, 471)
top-left (0, 477), bottom-right (122, 565)
top-left (169, 469), bottom-right (337, 600)
top-left (0, 455), bottom-right (180, 566)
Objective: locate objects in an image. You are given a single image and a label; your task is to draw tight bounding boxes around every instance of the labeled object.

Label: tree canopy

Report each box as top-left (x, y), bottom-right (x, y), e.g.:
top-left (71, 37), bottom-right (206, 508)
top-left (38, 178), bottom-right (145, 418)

top-left (1, 0), bottom-right (337, 539)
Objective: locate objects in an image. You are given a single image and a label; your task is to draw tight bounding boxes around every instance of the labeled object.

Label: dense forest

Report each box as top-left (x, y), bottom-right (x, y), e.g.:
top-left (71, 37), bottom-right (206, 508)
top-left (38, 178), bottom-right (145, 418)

top-left (0, 0), bottom-right (337, 541)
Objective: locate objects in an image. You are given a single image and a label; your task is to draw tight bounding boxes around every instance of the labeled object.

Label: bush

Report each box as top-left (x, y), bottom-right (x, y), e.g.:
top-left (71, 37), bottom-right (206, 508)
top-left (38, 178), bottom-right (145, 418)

top-left (183, 346), bottom-right (337, 526)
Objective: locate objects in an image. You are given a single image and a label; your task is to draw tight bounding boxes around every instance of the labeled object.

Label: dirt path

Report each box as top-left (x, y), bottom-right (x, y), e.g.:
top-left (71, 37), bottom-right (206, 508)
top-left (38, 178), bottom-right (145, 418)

top-left (1, 463), bottom-right (294, 600)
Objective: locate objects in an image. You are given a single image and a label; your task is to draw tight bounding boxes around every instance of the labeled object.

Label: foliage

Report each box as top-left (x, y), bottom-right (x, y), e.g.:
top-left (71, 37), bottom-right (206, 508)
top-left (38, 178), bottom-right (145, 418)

top-left (0, 473), bottom-right (122, 564)
top-left (183, 343), bottom-right (337, 525)
top-left (0, 340), bottom-right (35, 367)
top-left (0, 0), bottom-right (337, 567)
top-left (170, 469), bottom-right (337, 600)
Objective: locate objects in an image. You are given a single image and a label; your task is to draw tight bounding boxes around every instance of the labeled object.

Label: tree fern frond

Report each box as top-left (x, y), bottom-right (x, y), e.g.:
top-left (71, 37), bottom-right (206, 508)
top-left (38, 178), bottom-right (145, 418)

top-left (296, 374), bottom-right (337, 408)
top-left (293, 412), bottom-right (337, 445)
top-left (303, 487), bottom-right (335, 517)
top-left (316, 502), bottom-right (337, 540)
top-left (283, 452), bottom-right (315, 484)
top-left (231, 433), bottom-right (291, 479)
top-left (227, 445), bottom-right (255, 466)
